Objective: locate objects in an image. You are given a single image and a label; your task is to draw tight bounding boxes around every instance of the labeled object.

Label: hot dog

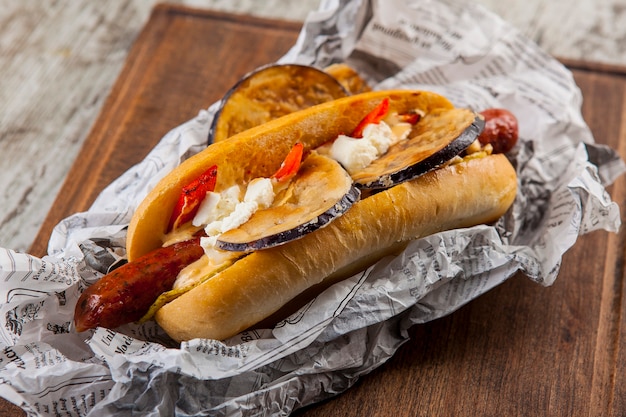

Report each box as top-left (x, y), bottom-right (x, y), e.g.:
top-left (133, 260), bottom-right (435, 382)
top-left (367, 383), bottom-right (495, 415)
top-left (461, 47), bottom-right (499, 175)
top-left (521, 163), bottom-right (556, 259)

top-left (74, 88), bottom-right (518, 342)
top-left (74, 238), bottom-right (204, 332)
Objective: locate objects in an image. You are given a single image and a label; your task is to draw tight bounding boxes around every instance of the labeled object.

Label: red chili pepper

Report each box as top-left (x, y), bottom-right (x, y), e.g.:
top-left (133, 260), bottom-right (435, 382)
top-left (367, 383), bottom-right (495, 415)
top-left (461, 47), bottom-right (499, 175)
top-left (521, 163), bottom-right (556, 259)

top-left (351, 97), bottom-right (390, 138)
top-left (272, 142), bottom-right (304, 182)
top-left (168, 165), bottom-right (218, 231)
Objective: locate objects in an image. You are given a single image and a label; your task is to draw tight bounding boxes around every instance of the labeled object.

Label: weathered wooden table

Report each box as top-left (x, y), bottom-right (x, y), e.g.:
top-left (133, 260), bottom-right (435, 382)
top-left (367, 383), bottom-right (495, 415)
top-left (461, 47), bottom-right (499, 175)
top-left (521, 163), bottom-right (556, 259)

top-left (2, 4), bottom-right (626, 416)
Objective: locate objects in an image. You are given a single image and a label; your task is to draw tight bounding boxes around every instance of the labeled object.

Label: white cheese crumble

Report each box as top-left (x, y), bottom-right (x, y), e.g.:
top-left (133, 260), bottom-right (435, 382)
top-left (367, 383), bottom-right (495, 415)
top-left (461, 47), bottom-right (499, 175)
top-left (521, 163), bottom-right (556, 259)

top-left (329, 121), bottom-right (409, 174)
top-left (191, 177), bottom-right (276, 256)
top-left (192, 184), bottom-right (241, 227)
top-left (244, 177), bottom-right (274, 209)
top-left (219, 201), bottom-right (258, 232)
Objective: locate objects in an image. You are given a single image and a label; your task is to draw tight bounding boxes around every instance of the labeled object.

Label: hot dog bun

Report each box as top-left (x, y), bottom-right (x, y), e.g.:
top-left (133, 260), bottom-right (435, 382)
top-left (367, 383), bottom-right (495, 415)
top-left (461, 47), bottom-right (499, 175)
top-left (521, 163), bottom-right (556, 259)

top-left (118, 89), bottom-right (518, 342)
top-left (154, 153), bottom-right (517, 341)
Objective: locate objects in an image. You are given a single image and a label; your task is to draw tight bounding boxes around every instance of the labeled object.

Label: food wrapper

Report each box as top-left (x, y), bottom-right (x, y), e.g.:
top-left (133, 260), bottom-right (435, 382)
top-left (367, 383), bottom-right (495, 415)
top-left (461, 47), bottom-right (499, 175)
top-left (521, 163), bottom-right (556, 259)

top-left (1, 0), bottom-right (624, 415)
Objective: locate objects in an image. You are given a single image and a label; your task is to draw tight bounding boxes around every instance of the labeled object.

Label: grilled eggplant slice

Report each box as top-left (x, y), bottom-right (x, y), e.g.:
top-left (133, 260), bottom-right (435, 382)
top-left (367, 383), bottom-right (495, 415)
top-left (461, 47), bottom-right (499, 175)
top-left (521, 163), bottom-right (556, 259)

top-left (351, 108), bottom-right (484, 189)
top-left (209, 64), bottom-right (349, 143)
top-left (216, 152), bottom-right (358, 252)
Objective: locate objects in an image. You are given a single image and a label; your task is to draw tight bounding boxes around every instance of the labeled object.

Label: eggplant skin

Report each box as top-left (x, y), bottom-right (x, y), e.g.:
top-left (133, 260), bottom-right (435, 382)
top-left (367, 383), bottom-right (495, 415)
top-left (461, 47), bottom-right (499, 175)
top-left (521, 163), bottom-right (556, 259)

top-left (209, 64), bottom-right (349, 143)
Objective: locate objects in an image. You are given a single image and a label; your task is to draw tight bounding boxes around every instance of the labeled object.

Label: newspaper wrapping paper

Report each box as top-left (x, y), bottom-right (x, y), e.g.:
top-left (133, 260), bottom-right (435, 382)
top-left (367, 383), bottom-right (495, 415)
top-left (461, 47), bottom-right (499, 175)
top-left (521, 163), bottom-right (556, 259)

top-left (0, 0), bottom-right (625, 415)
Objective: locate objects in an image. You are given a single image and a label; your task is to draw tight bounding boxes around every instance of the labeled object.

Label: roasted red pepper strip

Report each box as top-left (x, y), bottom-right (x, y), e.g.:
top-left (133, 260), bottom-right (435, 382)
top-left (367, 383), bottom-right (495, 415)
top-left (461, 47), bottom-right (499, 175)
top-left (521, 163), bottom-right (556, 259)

top-left (272, 142), bottom-right (304, 182)
top-left (398, 112), bottom-right (421, 125)
top-left (168, 165), bottom-right (218, 232)
top-left (74, 237), bottom-right (205, 332)
top-left (351, 97), bottom-right (390, 138)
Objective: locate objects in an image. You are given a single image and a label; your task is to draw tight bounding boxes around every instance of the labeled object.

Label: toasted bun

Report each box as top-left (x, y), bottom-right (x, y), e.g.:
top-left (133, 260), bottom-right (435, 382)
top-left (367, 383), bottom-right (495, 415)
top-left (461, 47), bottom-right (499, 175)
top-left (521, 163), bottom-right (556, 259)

top-left (155, 153), bottom-right (517, 341)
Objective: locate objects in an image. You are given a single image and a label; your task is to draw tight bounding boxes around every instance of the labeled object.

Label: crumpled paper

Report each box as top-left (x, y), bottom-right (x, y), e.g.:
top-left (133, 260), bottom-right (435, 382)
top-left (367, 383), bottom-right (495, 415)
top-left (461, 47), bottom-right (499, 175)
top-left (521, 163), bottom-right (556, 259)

top-left (0, 0), bottom-right (624, 415)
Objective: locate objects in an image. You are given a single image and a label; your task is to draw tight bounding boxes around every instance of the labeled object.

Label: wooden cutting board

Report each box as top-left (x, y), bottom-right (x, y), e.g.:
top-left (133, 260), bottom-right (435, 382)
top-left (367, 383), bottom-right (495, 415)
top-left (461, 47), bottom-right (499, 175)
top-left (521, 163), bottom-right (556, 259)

top-left (4, 3), bottom-right (626, 416)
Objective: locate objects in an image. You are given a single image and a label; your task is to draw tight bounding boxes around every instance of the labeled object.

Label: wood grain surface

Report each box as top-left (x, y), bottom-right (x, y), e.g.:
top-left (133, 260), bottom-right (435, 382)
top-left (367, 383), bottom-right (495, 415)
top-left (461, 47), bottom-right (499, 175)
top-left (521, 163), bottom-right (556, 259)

top-left (3, 3), bottom-right (626, 416)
